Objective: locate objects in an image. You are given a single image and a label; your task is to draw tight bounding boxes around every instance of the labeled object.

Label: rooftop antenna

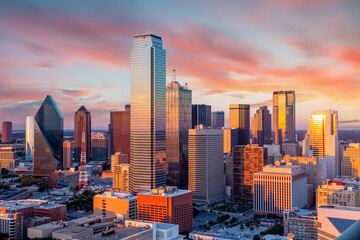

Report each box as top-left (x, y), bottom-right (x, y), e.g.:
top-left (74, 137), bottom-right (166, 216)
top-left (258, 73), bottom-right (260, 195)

top-left (172, 69), bottom-right (176, 82)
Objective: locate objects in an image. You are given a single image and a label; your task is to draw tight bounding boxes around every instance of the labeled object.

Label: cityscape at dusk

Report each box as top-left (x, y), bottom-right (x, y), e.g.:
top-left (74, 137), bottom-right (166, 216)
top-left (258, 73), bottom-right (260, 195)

top-left (1, 1), bottom-right (360, 240)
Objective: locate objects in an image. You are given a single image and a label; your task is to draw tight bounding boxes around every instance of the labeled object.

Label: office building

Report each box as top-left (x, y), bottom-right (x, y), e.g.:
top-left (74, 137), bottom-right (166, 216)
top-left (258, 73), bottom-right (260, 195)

top-left (189, 128), bottom-right (224, 203)
top-left (63, 141), bottom-right (72, 170)
top-left (229, 104), bottom-right (250, 145)
top-left (302, 130), bottom-right (313, 157)
top-left (233, 145), bottom-right (266, 200)
top-left (1, 121), bottom-right (12, 144)
top-left (252, 106), bottom-right (272, 146)
top-left (0, 213), bottom-right (23, 240)
top-left (317, 180), bottom-right (359, 208)
top-left (212, 111), bottom-right (224, 129)
top-left (273, 90), bottom-right (295, 145)
top-left (282, 141), bottom-right (300, 157)
top-left (93, 191), bottom-right (137, 219)
top-left (91, 132), bottom-right (107, 162)
top-left (318, 206), bottom-right (360, 239)
top-left (192, 104), bottom-right (211, 128)
top-left (225, 154), bottom-right (233, 187)
top-left (111, 152), bottom-right (128, 172)
top-left (0, 147), bottom-right (16, 169)
top-left (308, 110), bottom-right (338, 179)
top-left (223, 128), bottom-right (239, 153)
top-left (253, 163), bottom-right (307, 215)
top-left (110, 105), bottom-right (130, 158)
top-left (74, 106), bottom-right (91, 162)
top-left (33, 95), bottom-right (63, 176)
top-left (25, 116), bottom-right (34, 162)
top-left (130, 34), bottom-right (166, 193)
top-left (166, 78), bottom-right (192, 188)
top-left (264, 144), bottom-right (282, 165)
top-left (137, 186), bottom-right (192, 233)
top-left (341, 143), bottom-right (360, 177)
top-left (283, 209), bottom-right (318, 240)
top-left (113, 164), bottom-right (129, 192)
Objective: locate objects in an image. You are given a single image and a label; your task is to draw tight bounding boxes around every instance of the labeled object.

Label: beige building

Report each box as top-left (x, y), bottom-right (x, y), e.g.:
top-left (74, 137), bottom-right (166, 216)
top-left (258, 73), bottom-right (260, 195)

top-left (283, 209), bottom-right (318, 240)
top-left (0, 147), bottom-right (16, 169)
top-left (93, 191), bottom-right (137, 219)
top-left (111, 152), bottom-right (128, 172)
top-left (189, 128), bottom-right (224, 203)
top-left (317, 180), bottom-right (359, 208)
top-left (113, 164), bottom-right (129, 192)
top-left (253, 163), bottom-right (307, 215)
top-left (341, 143), bottom-right (360, 177)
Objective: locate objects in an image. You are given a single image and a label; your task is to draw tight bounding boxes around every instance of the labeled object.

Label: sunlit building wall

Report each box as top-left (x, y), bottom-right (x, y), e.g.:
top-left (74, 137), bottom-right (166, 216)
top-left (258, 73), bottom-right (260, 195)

top-left (63, 141), bottom-right (72, 170)
top-left (74, 106), bottom-right (91, 163)
top-left (110, 105), bottom-right (130, 158)
top-left (317, 180), bottom-right (359, 208)
top-left (130, 34), bottom-right (166, 193)
top-left (1, 121), bottom-right (12, 144)
top-left (25, 116), bottom-right (34, 162)
top-left (252, 106), bottom-right (272, 146)
top-left (229, 104), bottom-right (250, 145)
top-left (113, 164), bottom-right (129, 192)
top-left (0, 147), bottom-right (16, 169)
top-left (223, 128), bottom-right (239, 153)
top-left (341, 143), bottom-right (360, 178)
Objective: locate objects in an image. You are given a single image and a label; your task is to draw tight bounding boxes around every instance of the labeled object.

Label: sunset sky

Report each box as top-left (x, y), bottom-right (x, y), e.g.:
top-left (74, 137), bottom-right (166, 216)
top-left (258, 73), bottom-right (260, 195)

top-left (0, 0), bottom-right (359, 130)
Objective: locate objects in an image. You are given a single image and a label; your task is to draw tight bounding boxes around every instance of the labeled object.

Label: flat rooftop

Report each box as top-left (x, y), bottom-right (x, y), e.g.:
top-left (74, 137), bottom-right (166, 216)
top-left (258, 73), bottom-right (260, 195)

top-left (97, 191), bottom-right (136, 200)
top-left (0, 199), bottom-right (48, 210)
top-left (53, 225), bottom-right (91, 235)
top-left (139, 188), bottom-right (190, 197)
top-left (92, 226), bottom-right (151, 239)
top-left (0, 189), bottom-right (29, 200)
top-left (319, 205), bottom-right (360, 212)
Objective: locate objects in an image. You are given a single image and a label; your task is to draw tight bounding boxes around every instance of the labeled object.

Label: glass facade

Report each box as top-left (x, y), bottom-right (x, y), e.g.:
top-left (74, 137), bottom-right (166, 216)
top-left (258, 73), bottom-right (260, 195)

top-left (192, 104), bottom-right (211, 128)
top-left (252, 106), bottom-right (272, 146)
top-left (130, 34), bottom-right (166, 193)
top-left (211, 111), bottom-right (225, 129)
top-left (34, 95), bottom-right (63, 176)
top-left (229, 104), bottom-right (250, 145)
top-left (25, 116), bottom-right (34, 162)
top-left (74, 106), bottom-right (91, 162)
top-left (166, 81), bottom-right (192, 188)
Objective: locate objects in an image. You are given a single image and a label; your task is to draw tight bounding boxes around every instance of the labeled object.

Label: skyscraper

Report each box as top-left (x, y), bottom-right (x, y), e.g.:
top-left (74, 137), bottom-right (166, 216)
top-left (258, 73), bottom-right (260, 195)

top-left (1, 121), bottom-right (12, 144)
top-left (130, 34), bottom-right (166, 193)
top-left (308, 110), bottom-right (338, 178)
top-left (110, 104), bottom-right (130, 158)
top-left (252, 106), bottom-right (271, 146)
top-left (273, 90), bottom-right (295, 145)
top-left (91, 132), bottom-right (108, 162)
top-left (74, 106), bottom-right (91, 162)
top-left (25, 116), bottom-right (34, 161)
top-left (166, 77), bottom-right (192, 188)
top-left (341, 143), bottom-right (360, 177)
top-left (63, 141), bottom-right (72, 169)
top-left (192, 104), bottom-right (211, 128)
top-left (212, 111), bottom-right (225, 129)
top-left (229, 104), bottom-right (250, 145)
top-left (33, 95), bottom-right (63, 176)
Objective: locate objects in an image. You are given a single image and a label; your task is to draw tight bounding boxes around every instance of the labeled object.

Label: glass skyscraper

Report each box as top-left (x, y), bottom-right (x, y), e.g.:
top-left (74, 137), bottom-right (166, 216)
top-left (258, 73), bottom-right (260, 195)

top-left (33, 95), bottom-right (64, 176)
top-left (74, 105), bottom-right (91, 163)
top-left (252, 106), bottom-right (272, 146)
top-left (229, 104), bottom-right (250, 145)
top-left (25, 116), bottom-right (34, 162)
top-left (130, 34), bottom-right (166, 193)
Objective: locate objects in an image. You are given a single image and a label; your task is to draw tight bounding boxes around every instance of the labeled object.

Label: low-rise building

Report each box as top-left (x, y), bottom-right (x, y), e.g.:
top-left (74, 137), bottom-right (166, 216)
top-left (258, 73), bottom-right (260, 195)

top-left (283, 209), bottom-right (318, 240)
top-left (0, 213), bottom-right (23, 240)
top-left (317, 180), bottom-right (359, 208)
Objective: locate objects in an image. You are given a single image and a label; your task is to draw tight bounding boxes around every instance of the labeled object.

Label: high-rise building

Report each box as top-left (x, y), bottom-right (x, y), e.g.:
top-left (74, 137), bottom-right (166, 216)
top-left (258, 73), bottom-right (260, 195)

top-left (302, 130), bottom-right (313, 157)
top-left (253, 163), bottom-right (307, 215)
top-left (233, 145), bottom-right (266, 200)
top-left (74, 106), bottom-right (91, 163)
top-left (1, 121), bottom-right (12, 144)
top-left (192, 104), bottom-right (211, 128)
top-left (25, 116), bottom-right (34, 162)
top-left (166, 78), bottom-right (192, 188)
top-left (63, 141), bottom-right (72, 170)
top-left (33, 95), bottom-right (63, 176)
top-left (252, 106), bottom-right (271, 146)
top-left (113, 164), bottom-right (130, 192)
top-left (0, 147), bottom-right (16, 169)
top-left (110, 105), bottom-right (130, 158)
top-left (0, 213), bottom-right (23, 240)
top-left (282, 141), bottom-right (300, 157)
top-left (111, 152), bottom-right (128, 172)
top-left (273, 90), bottom-right (295, 145)
top-left (317, 206), bottom-right (360, 239)
top-left (130, 34), bottom-right (166, 193)
top-left (264, 144), bottom-right (282, 165)
top-left (283, 209), bottom-right (318, 240)
top-left (137, 186), bottom-right (193, 233)
top-left (188, 128), bottom-right (224, 203)
top-left (229, 104), bottom-right (250, 145)
top-left (341, 143), bottom-right (360, 177)
top-left (212, 111), bottom-right (224, 129)
top-left (223, 128), bottom-right (239, 153)
top-left (308, 110), bottom-right (338, 179)
top-left (91, 132), bottom-right (107, 162)
top-left (93, 191), bottom-right (137, 219)
top-left (317, 180), bottom-right (359, 208)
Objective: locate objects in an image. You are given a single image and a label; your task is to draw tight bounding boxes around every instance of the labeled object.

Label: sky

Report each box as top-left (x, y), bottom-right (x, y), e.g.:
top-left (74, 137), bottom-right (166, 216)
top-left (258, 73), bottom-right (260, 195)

top-left (0, 0), bottom-right (359, 130)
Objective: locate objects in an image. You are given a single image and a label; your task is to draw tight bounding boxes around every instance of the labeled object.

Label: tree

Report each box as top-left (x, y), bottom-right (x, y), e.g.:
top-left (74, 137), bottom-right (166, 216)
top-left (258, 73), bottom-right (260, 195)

top-left (253, 234), bottom-right (260, 240)
top-left (245, 221), bottom-right (250, 227)
top-left (230, 217), bottom-right (237, 224)
top-left (250, 226), bottom-right (254, 231)
top-left (240, 223), bottom-right (244, 230)
top-left (224, 221), bottom-right (229, 226)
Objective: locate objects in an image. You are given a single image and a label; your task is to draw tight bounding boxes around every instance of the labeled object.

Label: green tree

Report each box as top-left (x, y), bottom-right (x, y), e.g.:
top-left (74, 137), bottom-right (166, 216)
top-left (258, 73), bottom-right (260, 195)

top-left (253, 234), bottom-right (260, 240)
top-left (240, 223), bottom-right (244, 230)
top-left (229, 217), bottom-right (237, 224)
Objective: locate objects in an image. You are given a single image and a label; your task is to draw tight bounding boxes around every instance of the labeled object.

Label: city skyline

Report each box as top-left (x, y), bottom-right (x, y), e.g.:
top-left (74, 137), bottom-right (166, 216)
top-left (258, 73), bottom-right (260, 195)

top-left (0, 1), bottom-right (359, 130)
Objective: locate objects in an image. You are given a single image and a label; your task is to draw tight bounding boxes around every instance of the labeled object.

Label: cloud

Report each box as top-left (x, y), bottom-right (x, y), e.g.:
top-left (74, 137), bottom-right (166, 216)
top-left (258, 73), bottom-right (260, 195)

top-left (339, 119), bottom-right (360, 124)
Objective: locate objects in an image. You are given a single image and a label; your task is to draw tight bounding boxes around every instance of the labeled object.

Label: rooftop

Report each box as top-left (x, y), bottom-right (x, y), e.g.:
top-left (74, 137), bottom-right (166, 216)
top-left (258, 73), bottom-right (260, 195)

top-left (0, 189), bottom-right (29, 200)
top-left (134, 33), bottom-right (161, 40)
top-left (91, 226), bottom-right (151, 240)
top-left (0, 199), bottom-right (47, 209)
top-left (96, 191), bottom-right (136, 200)
top-left (139, 186), bottom-right (190, 197)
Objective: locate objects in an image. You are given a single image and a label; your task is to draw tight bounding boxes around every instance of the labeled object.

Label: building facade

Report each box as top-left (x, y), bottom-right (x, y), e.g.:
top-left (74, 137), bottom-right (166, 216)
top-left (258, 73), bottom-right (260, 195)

top-left (252, 106), bottom-right (272, 146)
top-left (110, 105), bottom-right (130, 158)
top-left (166, 79), bottom-right (192, 188)
top-left (0, 213), bottom-right (23, 240)
top-left (74, 106), bottom-right (91, 163)
top-left (317, 180), bottom-right (359, 208)
top-left (33, 95), bottom-right (63, 176)
top-left (113, 164), bottom-right (129, 192)
top-left (341, 143), bottom-right (360, 177)
top-left (0, 147), bottom-right (16, 169)
top-left (130, 34), bottom-right (166, 193)
top-left (229, 104), bottom-right (250, 145)
top-left (91, 132), bottom-right (108, 162)
top-left (273, 90), bottom-right (295, 145)
top-left (25, 116), bottom-right (34, 162)
top-left (283, 209), bottom-right (318, 240)
top-left (1, 121), bottom-right (12, 144)
top-left (63, 141), bottom-right (72, 170)
top-left (211, 111), bottom-right (225, 129)
top-left (192, 104), bottom-right (211, 128)
top-left (111, 152), bottom-right (128, 172)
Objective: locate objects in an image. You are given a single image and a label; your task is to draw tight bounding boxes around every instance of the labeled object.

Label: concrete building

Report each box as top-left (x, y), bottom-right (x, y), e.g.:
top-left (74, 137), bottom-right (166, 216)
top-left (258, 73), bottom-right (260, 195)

top-left (253, 163), bottom-right (307, 215)
top-left (229, 104), bottom-right (250, 145)
top-left (341, 143), bottom-right (360, 177)
top-left (93, 191), bottom-right (137, 219)
top-left (110, 105), bottom-right (130, 158)
top-left (192, 104), bottom-right (211, 128)
top-left (113, 164), bottom-right (129, 192)
top-left (91, 132), bottom-right (108, 162)
top-left (233, 145), bottom-right (266, 200)
top-left (211, 111), bottom-right (225, 129)
top-left (189, 128), bottom-right (224, 203)
top-left (282, 141), bottom-right (300, 157)
top-left (273, 90), bottom-right (296, 145)
top-left (264, 144), bottom-right (282, 165)
top-left (0, 146), bottom-right (16, 169)
top-left (0, 189), bottom-right (31, 201)
top-left (223, 128), bottom-right (239, 153)
top-left (111, 153), bottom-right (128, 172)
top-left (302, 130), bottom-right (313, 157)
top-left (166, 78), bottom-right (192, 188)
top-left (252, 106), bottom-right (272, 146)
top-left (317, 180), bottom-right (359, 208)
top-left (137, 186), bottom-right (192, 233)
top-left (63, 141), bottom-right (73, 169)
top-left (0, 213), bottom-right (23, 240)
top-left (74, 105), bottom-right (91, 163)
top-left (1, 121), bottom-right (12, 144)
top-left (225, 154), bottom-right (233, 187)
top-left (283, 209), bottom-right (318, 240)
top-left (317, 206), bottom-right (360, 240)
